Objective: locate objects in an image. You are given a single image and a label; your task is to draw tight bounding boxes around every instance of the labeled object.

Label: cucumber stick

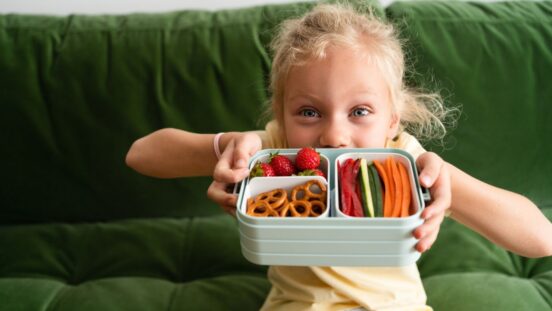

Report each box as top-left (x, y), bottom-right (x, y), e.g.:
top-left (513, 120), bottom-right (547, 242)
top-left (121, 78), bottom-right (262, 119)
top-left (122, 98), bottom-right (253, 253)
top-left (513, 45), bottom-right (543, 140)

top-left (359, 159), bottom-right (375, 217)
top-left (369, 164), bottom-right (384, 217)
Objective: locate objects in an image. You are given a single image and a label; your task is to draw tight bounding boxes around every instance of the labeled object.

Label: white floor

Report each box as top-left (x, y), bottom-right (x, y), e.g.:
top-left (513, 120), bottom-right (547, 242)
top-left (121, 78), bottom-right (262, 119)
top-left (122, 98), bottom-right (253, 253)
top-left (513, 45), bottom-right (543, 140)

top-left (0, 0), bottom-right (507, 15)
top-left (0, 0), bottom-right (420, 15)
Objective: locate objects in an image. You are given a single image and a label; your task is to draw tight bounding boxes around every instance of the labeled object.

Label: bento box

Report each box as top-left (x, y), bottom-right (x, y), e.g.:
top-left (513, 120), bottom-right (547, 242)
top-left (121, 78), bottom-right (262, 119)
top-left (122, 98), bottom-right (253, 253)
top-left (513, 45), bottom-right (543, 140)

top-left (235, 148), bottom-right (430, 267)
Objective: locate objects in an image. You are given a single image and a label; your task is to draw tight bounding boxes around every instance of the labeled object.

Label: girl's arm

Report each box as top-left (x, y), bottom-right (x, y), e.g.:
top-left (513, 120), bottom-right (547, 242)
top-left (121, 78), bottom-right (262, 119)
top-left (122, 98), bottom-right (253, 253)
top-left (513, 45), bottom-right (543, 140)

top-left (125, 128), bottom-right (255, 178)
top-left (126, 128), bottom-right (263, 214)
top-left (448, 163), bottom-right (552, 258)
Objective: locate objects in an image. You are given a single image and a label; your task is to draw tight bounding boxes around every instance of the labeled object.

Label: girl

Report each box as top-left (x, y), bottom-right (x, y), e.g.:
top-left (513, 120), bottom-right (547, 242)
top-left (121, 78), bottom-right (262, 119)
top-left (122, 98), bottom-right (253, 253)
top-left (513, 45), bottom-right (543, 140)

top-left (126, 4), bottom-right (552, 310)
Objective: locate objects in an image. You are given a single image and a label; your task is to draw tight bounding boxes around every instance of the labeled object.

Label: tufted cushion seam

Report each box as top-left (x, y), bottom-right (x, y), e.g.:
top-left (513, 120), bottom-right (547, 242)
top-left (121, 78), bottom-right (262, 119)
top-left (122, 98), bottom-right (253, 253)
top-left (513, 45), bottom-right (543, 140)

top-left (43, 283), bottom-right (70, 311)
top-left (506, 252), bottom-right (526, 279)
top-left (531, 280), bottom-right (552, 308)
top-left (166, 281), bottom-right (180, 311)
top-left (1, 270), bottom-right (269, 285)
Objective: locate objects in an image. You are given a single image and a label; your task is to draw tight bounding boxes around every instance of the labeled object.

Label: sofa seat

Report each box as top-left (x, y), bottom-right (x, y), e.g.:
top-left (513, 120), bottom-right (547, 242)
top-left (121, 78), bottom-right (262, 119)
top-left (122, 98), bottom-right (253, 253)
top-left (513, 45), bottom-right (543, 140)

top-left (2, 213), bottom-right (551, 310)
top-left (0, 216), bottom-right (269, 310)
top-left (419, 211), bottom-right (552, 310)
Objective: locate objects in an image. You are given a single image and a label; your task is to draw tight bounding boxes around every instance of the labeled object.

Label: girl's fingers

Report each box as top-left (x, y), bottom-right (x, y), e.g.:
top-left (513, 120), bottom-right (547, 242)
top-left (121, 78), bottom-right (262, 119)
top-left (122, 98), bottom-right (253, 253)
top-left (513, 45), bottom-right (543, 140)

top-left (233, 145), bottom-right (252, 169)
top-left (413, 154), bottom-right (451, 252)
top-left (207, 180), bottom-right (237, 208)
top-left (415, 226), bottom-right (440, 253)
top-left (414, 211), bottom-right (444, 252)
top-left (233, 133), bottom-right (262, 169)
top-left (210, 134), bottom-right (260, 217)
top-left (413, 211), bottom-right (444, 240)
top-left (416, 152), bottom-right (443, 188)
top-left (420, 183), bottom-right (450, 220)
top-left (214, 139), bottom-right (249, 183)
top-left (420, 159), bottom-right (451, 220)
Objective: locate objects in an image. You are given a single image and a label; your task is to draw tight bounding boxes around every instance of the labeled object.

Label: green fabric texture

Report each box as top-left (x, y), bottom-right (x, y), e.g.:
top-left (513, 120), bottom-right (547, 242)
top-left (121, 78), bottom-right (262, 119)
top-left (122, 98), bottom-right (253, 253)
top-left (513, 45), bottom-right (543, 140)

top-left (1, 0), bottom-right (551, 310)
top-left (0, 1), bottom-right (376, 310)
top-left (386, 1), bottom-right (552, 310)
top-left (0, 216), bottom-right (270, 310)
top-left (387, 1), bottom-right (552, 208)
top-left (1, 0), bottom-right (381, 224)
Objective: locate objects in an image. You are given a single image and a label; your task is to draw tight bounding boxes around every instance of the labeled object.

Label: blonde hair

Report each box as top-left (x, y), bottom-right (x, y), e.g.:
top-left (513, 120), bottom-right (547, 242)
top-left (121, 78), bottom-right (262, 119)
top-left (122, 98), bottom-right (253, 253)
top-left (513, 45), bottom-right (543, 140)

top-left (266, 3), bottom-right (457, 143)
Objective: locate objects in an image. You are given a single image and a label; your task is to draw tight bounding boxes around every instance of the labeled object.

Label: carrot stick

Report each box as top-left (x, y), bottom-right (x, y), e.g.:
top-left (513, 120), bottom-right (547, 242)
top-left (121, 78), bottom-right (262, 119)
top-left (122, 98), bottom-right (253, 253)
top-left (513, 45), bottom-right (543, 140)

top-left (385, 157), bottom-right (395, 217)
top-left (390, 157), bottom-right (402, 218)
top-left (373, 160), bottom-right (391, 217)
top-left (398, 161), bottom-right (411, 217)
top-left (384, 157), bottom-right (396, 217)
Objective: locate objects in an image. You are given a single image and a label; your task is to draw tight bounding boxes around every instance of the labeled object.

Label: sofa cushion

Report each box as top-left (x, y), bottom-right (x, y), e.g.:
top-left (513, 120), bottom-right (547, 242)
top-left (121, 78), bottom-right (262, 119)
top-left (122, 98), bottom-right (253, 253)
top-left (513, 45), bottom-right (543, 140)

top-left (0, 215), bottom-right (270, 310)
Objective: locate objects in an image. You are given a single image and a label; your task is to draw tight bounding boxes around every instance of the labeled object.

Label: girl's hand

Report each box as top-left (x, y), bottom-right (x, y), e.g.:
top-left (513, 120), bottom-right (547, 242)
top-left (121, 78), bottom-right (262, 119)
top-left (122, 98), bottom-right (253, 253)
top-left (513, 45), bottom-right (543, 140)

top-left (207, 132), bottom-right (262, 215)
top-left (413, 152), bottom-right (452, 253)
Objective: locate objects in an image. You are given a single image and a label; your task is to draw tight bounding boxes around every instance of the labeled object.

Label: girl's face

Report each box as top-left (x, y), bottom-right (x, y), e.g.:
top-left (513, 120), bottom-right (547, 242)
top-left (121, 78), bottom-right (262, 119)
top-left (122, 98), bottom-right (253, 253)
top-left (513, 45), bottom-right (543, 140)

top-left (283, 46), bottom-right (399, 149)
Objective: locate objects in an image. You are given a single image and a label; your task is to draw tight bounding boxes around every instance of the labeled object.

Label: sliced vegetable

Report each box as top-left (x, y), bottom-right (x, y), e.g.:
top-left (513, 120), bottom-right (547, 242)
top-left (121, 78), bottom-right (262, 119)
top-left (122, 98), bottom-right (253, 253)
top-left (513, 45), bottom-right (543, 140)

top-left (358, 158), bottom-right (374, 217)
top-left (355, 176), bottom-right (364, 217)
top-left (397, 160), bottom-right (412, 217)
top-left (369, 163), bottom-right (384, 217)
top-left (390, 157), bottom-right (403, 218)
top-left (351, 159), bottom-right (364, 217)
top-left (373, 160), bottom-right (391, 218)
top-left (339, 158), bottom-right (364, 217)
top-left (339, 159), bottom-right (353, 216)
top-left (385, 157), bottom-right (398, 217)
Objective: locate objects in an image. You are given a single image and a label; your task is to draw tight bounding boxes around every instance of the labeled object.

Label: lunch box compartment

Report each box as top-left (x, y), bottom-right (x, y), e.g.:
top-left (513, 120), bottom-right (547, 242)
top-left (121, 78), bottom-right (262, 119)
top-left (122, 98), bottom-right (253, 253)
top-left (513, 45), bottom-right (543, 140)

top-left (333, 152), bottom-right (423, 219)
top-left (236, 148), bottom-right (426, 267)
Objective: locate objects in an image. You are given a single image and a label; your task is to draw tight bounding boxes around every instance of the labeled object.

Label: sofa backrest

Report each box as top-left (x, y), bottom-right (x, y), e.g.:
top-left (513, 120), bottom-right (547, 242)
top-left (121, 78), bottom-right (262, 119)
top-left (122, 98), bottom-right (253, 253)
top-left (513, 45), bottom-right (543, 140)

top-left (1, 1), bottom-right (550, 224)
top-left (386, 1), bottom-right (552, 210)
top-left (0, 1), bottom-right (381, 224)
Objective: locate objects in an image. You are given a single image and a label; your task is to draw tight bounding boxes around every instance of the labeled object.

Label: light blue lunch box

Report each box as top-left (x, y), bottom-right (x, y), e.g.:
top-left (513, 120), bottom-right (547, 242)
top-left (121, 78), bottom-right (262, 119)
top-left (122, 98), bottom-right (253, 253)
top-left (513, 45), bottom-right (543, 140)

top-left (235, 148), bottom-right (430, 267)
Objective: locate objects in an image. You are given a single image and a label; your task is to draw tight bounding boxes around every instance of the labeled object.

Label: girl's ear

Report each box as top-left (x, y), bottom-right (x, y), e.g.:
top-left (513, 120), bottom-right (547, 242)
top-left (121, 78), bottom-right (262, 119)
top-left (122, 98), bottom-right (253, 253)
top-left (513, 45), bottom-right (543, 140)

top-left (387, 112), bottom-right (400, 139)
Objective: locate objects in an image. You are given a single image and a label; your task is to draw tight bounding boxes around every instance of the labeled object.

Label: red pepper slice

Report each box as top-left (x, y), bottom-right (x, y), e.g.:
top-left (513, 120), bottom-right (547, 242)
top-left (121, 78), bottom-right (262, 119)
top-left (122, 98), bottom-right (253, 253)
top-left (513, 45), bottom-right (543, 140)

top-left (340, 159), bottom-right (354, 216)
top-left (339, 158), bottom-right (365, 217)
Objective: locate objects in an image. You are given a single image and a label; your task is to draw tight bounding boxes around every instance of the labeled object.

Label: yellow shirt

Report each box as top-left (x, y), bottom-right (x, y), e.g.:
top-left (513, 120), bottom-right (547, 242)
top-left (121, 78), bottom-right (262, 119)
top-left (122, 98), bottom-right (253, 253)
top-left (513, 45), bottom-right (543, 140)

top-left (258, 120), bottom-right (431, 311)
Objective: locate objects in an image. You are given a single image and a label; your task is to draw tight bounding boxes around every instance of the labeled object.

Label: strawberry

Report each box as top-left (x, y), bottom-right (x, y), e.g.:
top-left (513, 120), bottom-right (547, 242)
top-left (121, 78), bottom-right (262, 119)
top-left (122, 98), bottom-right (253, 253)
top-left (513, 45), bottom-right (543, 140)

top-left (295, 147), bottom-right (320, 171)
top-left (249, 161), bottom-right (276, 177)
top-left (298, 169), bottom-right (326, 179)
top-left (269, 153), bottom-right (296, 176)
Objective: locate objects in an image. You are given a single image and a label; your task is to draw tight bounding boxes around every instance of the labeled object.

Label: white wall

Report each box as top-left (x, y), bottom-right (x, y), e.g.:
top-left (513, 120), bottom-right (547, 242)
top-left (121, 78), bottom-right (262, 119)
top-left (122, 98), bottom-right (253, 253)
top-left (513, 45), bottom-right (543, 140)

top-left (0, 0), bottom-right (400, 15)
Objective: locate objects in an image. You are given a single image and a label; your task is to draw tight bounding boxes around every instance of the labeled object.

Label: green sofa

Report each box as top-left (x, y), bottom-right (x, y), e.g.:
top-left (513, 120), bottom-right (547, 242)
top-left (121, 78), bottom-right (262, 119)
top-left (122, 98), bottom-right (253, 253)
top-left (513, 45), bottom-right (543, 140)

top-left (1, 1), bottom-right (551, 310)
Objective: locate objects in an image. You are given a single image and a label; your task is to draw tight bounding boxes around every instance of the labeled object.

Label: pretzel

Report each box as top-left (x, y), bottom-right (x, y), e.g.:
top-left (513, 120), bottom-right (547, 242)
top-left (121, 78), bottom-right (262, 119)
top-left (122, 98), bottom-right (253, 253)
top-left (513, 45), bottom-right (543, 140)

top-left (309, 200), bottom-right (326, 217)
top-left (280, 200), bottom-right (311, 217)
top-left (246, 180), bottom-right (327, 217)
top-left (291, 180), bottom-right (327, 202)
top-left (246, 199), bottom-right (280, 217)
top-left (252, 188), bottom-right (288, 211)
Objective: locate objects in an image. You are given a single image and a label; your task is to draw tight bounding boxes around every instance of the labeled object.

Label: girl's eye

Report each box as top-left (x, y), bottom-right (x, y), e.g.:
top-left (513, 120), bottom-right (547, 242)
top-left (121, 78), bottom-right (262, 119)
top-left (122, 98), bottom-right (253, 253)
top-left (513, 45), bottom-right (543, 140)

top-left (300, 108), bottom-right (320, 118)
top-left (351, 107), bottom-right (370, 117)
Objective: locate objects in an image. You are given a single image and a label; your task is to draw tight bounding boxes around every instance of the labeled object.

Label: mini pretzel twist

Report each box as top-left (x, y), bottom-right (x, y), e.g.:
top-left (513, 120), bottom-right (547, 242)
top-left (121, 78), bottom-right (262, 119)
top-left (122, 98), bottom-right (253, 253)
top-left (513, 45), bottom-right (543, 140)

top-left (309, 200), bottom-right (326, 217)
top-left (291, 180), bottom-right (327, 202)
top-left (280, 200), bottom-right (311, 217)
top-left (247, 189), bottom-right (288, 212)
top-left (249, 188), bottom-right (288, 212)
top-left (246, 180), bottom-right (327, 218)
top-left (246, 199), bottom-right (280, 217)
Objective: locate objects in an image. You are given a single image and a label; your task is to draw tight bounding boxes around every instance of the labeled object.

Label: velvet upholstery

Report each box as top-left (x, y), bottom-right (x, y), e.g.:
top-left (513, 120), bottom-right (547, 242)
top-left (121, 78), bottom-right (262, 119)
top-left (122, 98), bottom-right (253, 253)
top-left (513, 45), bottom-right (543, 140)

top-left (1, 1), bottom-right (551, 310)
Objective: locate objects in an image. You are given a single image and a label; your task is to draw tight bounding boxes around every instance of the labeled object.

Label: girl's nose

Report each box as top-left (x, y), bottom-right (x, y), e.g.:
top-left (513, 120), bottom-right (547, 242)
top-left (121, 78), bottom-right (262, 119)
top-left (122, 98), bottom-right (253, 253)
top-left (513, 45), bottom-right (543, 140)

top-left (319, 120), bottom-right (350, 148)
